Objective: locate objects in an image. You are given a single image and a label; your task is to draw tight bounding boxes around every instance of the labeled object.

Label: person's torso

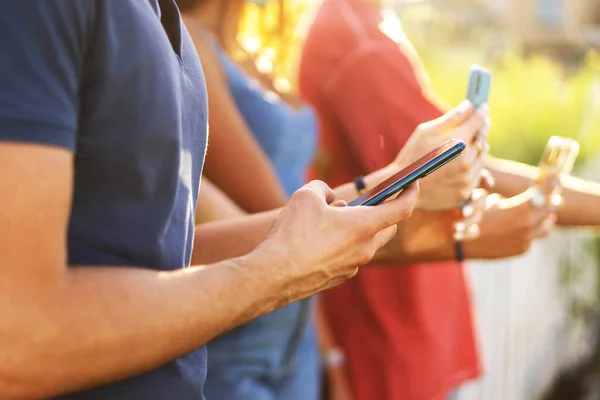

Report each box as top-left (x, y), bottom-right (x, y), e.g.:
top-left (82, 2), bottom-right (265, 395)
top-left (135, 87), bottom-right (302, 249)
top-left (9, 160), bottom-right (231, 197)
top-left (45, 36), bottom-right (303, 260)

top-left (204, 40), bottom-right (319, 394)
top-left (60, 0), bottom-right (208, 398)
top-left (299, 1), bottom-right (480, 398)
top-left (214, 44), bottom-right (318, 197)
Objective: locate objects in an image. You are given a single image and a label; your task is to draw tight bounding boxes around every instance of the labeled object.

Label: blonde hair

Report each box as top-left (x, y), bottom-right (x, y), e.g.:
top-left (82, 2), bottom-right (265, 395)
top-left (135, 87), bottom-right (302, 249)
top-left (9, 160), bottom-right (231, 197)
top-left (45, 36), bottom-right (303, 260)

top-left (237, 0), bottom-right (315, 84)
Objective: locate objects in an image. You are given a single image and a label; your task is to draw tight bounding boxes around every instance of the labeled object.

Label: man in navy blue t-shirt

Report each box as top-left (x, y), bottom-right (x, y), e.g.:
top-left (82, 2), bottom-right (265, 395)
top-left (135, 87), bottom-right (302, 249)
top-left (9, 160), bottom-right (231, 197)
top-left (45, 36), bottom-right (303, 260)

top-left (0, 1), bottom-right (420, 398)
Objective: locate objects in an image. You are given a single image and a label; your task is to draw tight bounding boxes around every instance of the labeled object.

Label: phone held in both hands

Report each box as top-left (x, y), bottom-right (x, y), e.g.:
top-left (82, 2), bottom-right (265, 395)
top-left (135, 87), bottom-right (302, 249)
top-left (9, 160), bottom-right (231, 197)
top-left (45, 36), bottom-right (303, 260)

top-left (349, 139), bottom-right (466, 207)
top-left (537, 136), bottom-right (580, 196)
top-left (466, 65), bottom-right (492, 108)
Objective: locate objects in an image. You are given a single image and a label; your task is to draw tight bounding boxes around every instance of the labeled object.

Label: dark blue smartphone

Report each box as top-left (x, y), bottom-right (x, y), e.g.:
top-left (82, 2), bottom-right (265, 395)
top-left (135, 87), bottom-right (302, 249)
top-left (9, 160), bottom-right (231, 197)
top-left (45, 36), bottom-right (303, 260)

top-left (466, 65), bottom-right (492, 109)
top-left (348, 139), bottom-right (466, 207)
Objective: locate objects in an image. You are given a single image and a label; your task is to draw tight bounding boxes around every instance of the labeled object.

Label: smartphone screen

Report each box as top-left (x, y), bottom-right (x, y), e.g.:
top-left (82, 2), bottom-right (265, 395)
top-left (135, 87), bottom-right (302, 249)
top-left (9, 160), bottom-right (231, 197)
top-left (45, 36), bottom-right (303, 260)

top-left (349, 139), bottom-right (466, 207)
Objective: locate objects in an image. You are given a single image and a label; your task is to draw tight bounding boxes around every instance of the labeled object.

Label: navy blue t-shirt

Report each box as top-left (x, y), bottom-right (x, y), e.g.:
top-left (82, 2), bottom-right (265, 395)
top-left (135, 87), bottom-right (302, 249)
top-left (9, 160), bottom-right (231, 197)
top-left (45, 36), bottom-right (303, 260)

top-left (0, 0), bottom-right (208, 398)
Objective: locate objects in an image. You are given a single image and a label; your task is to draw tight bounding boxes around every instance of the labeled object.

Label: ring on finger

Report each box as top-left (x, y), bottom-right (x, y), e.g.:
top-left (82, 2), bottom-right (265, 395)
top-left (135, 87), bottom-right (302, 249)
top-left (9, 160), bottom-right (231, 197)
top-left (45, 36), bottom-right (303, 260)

top-left (461, 201), bottom-right (475, 219)
top-left (454, 221), bottom-right (466, 241)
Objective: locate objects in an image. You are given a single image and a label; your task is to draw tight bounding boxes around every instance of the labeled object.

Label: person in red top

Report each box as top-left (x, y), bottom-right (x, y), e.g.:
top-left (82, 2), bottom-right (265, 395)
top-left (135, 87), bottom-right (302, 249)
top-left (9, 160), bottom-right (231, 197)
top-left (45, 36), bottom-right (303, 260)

top-left (299, 0), bottom-right (600, 399)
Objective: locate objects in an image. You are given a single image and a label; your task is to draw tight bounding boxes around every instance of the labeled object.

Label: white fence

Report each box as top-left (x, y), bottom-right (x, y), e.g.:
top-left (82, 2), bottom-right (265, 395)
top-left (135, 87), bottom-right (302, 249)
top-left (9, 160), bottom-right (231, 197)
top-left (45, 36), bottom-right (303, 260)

top-left (457, 162), bottom-right (600, 400)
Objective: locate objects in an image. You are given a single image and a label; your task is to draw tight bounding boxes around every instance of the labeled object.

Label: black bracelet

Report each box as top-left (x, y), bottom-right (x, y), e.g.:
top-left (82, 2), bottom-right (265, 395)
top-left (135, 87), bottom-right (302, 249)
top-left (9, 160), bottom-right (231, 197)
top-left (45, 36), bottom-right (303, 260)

top-left (354, 176), bottom-right (367, 195)
top-left (454, 240), bottom-right (464, 262)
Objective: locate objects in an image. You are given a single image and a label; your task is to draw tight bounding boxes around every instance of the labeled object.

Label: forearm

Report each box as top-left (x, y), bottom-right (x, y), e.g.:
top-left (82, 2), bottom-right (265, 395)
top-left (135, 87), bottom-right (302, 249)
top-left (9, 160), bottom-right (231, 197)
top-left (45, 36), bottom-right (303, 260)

top-left (192, 209), bottom-right (280, 264)
top-left (196, 177), bottom-right (246, 224)
top-left (487, 156), bottom-right (600, 226)
top-left (193, 166), bottom-right (401, 265)
top-left (0, 253), bottom-right (287, 398)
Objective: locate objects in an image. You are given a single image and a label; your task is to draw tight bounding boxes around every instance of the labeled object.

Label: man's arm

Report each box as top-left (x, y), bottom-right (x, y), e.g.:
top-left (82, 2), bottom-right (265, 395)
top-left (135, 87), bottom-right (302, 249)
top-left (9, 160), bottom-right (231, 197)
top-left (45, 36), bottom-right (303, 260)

top-left (191, 163), bottom-right (404, 265)
top-left (0, 5), bottom-right (298, 396)
top-left (486, 156), bottom-right (600, 226)
top-left (0, 144), bottom-right (295, 398)
top-left (1, 143), bottom-right (423, 398)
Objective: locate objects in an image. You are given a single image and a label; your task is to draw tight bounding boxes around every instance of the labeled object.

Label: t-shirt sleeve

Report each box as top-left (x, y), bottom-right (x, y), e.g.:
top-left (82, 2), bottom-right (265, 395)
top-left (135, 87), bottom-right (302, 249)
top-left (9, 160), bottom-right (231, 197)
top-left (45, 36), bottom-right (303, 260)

top-left (321, 42), bottom-right (448, 173)
top-left (0, 2), bottom-right (94, 150)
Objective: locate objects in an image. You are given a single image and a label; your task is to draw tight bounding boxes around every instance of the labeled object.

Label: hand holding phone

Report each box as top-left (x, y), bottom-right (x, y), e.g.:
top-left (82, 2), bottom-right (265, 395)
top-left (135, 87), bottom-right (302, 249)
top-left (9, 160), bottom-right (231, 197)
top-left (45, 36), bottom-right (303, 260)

top-left (349, 139), bottom-right (466, 207)
top-left (538, 136), bottom-right (579, 178)
top-left (535, 136), bottom-right (579, 203)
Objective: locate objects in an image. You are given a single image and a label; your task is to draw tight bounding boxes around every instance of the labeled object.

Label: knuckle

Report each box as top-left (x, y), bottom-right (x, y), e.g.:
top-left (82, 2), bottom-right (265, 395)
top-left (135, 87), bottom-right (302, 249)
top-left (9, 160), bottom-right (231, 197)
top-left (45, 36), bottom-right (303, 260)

top-left (396, 205), bottom-right (414, 221)
top-left (345, 267), bottom-right (359, 280)
top-left (415, 123), bottom-right (428, 136)
top-left (355, 247), bottom-right (375, 266)
top-left (291, 187), bottom-right (312, 202)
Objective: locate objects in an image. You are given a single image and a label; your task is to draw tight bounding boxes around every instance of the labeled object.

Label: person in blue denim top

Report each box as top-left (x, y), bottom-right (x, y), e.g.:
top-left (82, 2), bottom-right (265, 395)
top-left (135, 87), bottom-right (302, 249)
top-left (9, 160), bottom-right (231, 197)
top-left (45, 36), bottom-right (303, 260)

top-left (179, 1), bottom-right (321, 398)
top-left (207, 40), bottom-right (322, 400)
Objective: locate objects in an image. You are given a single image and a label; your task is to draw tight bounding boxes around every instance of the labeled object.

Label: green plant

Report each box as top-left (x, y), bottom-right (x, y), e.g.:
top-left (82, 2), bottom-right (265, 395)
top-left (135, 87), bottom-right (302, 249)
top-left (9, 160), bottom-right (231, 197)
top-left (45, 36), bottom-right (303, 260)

top-left (413, 44), bottom-right (600, 166)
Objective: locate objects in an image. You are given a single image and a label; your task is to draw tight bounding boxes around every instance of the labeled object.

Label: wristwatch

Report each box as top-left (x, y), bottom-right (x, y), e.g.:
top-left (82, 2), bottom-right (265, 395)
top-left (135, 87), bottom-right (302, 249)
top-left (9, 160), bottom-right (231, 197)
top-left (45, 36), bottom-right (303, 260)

top-left (323, 348), bottom-right (346, 368)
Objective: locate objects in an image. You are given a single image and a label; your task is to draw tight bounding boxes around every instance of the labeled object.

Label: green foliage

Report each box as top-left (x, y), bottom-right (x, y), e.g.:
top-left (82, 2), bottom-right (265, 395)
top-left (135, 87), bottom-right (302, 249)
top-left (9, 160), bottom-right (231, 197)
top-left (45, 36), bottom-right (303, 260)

top-left (412, 38), bottom-right (600, 166)
top-left (240, 2), bottom-right (600, 167)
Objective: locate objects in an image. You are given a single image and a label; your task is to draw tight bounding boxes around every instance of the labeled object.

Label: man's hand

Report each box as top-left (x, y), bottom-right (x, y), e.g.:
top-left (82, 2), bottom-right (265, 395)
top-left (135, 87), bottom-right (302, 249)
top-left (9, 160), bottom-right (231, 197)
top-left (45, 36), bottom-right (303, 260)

top-left (255, 180), bottom-right (420, 303)
top-left (392, 100), bottom-right (490, 210)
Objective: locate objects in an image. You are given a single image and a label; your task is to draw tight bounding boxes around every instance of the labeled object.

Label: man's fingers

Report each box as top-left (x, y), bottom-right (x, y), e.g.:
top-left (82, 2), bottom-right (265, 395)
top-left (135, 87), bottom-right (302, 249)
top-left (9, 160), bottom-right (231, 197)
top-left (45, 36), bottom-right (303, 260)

top-left (354, 182), bottom-right (420, 232)
top-left (302, 180), bottom-right (337, 205)
top-left (332, 199), bottom-right (348, 208)
top-left (372, 224), bottom-right (399, 251)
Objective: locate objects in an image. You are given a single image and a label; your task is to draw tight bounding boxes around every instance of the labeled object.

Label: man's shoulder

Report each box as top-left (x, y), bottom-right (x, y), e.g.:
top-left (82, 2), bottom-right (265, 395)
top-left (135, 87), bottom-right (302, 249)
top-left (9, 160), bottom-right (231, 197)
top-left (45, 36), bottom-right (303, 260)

top-left (0, 0), bottom-right (97, 22)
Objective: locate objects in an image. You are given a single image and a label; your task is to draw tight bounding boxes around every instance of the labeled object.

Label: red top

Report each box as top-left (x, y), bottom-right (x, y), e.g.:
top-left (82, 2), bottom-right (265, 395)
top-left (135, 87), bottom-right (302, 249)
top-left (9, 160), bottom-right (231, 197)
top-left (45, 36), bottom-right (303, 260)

top-left (299, 1), bottom-right (481, 399)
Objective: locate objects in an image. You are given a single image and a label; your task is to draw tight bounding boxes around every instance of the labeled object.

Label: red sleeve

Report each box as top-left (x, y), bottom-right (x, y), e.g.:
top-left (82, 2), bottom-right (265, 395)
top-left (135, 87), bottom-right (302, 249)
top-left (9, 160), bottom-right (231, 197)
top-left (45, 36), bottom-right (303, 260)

top-left (322, 42), bottom-right (447, 173)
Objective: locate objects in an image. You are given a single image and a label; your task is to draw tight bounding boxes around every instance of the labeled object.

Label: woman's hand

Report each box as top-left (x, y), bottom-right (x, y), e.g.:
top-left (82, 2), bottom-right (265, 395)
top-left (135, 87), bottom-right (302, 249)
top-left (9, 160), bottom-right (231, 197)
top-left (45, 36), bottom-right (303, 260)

top-left (464, 173), bottom-right (561, 259)
top-left (391, 100), bottom-right (490, 210)
top-left (453, 188), bottom-right (488, 241)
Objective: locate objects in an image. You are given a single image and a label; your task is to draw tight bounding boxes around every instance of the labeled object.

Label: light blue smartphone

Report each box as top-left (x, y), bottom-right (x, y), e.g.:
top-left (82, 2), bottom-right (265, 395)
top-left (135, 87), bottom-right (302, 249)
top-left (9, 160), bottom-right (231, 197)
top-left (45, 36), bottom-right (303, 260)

top-left (466, 65), bottom-right (492, 109)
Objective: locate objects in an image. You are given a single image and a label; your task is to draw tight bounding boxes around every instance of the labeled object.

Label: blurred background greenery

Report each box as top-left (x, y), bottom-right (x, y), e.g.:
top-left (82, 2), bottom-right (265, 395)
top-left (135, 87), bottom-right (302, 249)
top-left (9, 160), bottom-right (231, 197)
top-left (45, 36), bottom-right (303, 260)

top-left (239, 0), bottom-right (600, 167)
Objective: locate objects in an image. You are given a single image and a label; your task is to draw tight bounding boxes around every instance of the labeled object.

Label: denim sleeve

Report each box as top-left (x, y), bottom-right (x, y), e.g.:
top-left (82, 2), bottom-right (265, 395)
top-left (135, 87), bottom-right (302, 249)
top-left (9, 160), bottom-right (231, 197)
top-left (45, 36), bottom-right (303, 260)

top-left (0, 1), bottom-right (95, 150)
